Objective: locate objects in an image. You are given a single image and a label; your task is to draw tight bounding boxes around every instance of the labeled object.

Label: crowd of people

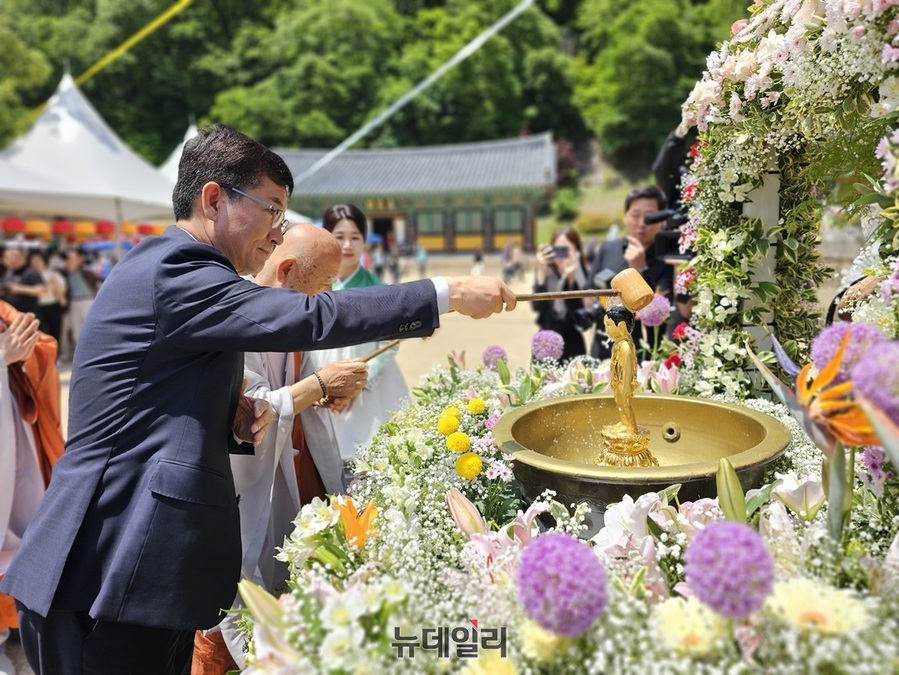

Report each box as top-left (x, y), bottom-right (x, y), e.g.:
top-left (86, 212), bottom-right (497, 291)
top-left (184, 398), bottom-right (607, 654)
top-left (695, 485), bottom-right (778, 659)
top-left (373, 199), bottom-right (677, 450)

top-left (0, 246), bottom-right (101, 362)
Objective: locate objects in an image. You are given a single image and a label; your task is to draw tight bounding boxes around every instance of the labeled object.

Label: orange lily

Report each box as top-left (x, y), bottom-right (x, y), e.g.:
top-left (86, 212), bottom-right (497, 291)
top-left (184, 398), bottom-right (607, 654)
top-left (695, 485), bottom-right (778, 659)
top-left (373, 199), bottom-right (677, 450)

top-left (796, 332), bottom-right (880, 449)
top-left (334, 496), bottom-right (378, 549)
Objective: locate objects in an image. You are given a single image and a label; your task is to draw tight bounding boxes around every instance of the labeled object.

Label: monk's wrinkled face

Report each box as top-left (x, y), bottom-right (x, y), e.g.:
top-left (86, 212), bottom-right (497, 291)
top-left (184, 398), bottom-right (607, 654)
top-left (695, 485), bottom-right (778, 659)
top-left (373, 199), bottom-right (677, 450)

top-left (290, 248), bottom-right (340, 296)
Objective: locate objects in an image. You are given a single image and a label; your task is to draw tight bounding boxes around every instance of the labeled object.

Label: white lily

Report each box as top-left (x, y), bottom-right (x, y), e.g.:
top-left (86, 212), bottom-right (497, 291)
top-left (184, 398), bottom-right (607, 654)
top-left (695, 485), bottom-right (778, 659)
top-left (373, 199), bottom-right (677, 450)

top-left (771, 472), bottom-right (825, 521)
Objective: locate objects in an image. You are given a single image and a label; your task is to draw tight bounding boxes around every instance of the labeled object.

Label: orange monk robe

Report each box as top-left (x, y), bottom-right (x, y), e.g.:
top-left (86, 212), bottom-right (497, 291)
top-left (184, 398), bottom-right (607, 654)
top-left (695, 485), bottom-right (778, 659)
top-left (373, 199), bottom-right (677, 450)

top-left (0, 300), bottom-right (65, 630)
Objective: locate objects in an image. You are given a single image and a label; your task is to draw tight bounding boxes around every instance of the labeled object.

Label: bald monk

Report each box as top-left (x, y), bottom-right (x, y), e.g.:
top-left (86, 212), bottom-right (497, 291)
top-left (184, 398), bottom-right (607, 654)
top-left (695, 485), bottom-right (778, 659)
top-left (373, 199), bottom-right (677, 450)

top-left (192, 224), bottom-right (368, 673)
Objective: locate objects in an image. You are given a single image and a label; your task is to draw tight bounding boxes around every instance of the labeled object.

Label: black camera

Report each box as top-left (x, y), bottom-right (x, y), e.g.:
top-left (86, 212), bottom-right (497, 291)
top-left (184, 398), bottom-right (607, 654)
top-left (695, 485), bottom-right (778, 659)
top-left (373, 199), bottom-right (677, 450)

top-left (573, 267), bottom-right (616, 329)
top-left (573, 302), bottom-right (603, 330)
top-left (644, 209), bottom-right (693, 263)
top-left (643, 208), bottom-right (689, 228)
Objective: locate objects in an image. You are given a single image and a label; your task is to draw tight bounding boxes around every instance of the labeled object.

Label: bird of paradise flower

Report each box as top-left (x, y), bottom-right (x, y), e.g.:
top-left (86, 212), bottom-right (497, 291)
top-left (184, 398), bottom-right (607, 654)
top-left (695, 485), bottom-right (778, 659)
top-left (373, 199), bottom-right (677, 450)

top-left (747, 332), bottom-right (898, 540)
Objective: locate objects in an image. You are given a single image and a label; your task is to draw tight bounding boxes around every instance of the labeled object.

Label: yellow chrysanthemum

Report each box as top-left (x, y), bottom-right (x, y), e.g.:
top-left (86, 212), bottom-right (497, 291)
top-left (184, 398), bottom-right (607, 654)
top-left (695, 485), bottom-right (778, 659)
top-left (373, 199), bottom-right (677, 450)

top-left (764, 577), bottom-right (871, 634)
top-left (442, 406), bottom-right (462, 420)
top-left (455, 452), bottom-right (483, 479)
top-left (466, 398), bottom-right (486, 415)
top-left (460, 647), bottom-right (517, 675)
top-left (519, 619), bottom-right (571, 663)
top-left (446, 431), bottom-right (471, 453)
top-left (436, 415), bottom-right (460, 435)
top-left (654, 596), bottom-right (727, 658)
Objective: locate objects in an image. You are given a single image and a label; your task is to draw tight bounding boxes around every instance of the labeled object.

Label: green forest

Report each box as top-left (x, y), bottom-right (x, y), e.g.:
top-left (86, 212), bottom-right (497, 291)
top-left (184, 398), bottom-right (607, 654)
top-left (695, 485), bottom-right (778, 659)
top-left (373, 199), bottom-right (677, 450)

top-left (0, 0), bottom-right (747, 177)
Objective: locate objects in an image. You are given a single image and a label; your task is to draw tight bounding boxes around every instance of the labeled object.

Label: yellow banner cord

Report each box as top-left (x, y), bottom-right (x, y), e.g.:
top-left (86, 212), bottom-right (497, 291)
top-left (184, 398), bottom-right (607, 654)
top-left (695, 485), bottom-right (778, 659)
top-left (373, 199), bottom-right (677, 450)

top-left (74, 0), bottom-right (193, 86)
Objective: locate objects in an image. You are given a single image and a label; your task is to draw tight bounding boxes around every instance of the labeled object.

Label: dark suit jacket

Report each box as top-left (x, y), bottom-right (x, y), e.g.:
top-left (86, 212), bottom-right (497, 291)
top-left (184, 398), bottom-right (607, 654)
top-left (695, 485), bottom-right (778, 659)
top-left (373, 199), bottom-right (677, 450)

top-left (0, 227), bottom-right (437, 630)
top-left (588, 237), bottom-right (674, 360)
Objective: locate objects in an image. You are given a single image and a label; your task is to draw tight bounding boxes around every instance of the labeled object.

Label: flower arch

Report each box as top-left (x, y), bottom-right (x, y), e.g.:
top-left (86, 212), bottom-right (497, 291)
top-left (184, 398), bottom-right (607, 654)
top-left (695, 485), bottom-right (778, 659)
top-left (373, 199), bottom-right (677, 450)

top-left (676, 0), bottom-right (899, 397)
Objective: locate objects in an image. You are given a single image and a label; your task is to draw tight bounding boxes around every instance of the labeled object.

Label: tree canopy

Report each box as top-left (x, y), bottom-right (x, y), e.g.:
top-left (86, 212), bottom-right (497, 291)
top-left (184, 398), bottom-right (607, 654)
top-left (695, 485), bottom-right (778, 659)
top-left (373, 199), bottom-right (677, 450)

top-left (0, 0), bottom-right (746, 175)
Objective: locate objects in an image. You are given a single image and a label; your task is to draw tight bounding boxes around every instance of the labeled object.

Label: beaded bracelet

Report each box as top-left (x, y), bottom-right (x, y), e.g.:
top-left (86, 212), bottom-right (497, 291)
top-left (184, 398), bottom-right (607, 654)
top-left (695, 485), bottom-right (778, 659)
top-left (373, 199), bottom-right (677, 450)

top-left (313, 371), bottom-right (329, 404)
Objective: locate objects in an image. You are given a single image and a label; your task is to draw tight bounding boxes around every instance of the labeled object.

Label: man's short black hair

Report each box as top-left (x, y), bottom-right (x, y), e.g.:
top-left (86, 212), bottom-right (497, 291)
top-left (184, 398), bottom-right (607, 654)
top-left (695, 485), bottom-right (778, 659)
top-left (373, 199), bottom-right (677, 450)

top-left (172, 124), bottom-right (295, 220)
top-left (624, 185), bottom-right (667, 213)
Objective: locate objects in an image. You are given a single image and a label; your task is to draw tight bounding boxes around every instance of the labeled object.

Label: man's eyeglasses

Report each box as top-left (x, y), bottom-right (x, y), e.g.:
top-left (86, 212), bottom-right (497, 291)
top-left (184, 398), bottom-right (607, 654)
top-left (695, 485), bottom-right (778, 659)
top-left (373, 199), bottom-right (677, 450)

top-left (220, 184), bottom-right (289, 234)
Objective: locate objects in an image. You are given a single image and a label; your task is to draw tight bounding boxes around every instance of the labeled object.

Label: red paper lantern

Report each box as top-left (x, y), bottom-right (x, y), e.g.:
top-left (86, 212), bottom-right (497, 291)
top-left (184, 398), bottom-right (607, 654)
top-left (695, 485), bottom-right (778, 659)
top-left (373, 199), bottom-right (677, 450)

top-left (52, 219), bottom-right (74, 235)
top-left (2, 217), bottom-right (26, 233)
top-left (138, 223), bottom-right (155, 235)
top-left (96, 220), bottom-right (115, 235)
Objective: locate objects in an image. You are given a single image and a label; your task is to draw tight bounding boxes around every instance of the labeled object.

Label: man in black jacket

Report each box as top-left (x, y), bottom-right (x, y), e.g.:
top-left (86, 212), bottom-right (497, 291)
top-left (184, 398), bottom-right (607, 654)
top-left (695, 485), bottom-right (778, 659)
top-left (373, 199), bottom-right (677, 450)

top-left (587, 185), bottom-right (675, 360)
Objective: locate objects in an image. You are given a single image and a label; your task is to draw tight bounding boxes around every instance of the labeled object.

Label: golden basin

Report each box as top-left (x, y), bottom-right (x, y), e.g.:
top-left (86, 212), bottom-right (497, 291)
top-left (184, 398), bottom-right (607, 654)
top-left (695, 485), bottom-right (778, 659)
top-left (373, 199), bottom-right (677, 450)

top-left (493, 394), bottom-right (791, 537)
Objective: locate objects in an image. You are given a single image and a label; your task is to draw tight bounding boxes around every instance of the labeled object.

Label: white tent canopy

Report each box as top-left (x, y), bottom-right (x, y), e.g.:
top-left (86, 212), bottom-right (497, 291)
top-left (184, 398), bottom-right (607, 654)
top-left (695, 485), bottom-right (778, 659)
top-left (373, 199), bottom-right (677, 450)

top-left (0, 74), bottom-right (174, 223)
top-left (158, 123), bottom-right (197, 185)
top-left (158, 124), bottom-right (313, 226)
top-left (0, 157), bottom-right (98, 215)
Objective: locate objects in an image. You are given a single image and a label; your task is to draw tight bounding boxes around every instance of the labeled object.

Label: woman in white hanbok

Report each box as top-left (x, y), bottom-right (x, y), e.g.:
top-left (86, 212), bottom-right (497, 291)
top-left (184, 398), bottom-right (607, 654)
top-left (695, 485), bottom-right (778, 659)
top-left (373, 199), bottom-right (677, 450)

top-left (302, 205), bottom-right (408, 489)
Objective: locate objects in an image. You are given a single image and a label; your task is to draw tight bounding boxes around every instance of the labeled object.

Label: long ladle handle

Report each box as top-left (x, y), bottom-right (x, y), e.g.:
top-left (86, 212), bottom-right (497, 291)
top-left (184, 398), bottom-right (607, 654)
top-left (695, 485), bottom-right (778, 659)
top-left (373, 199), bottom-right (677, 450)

top-left (360, 339), bottom-right (401, 362)
top-left (516, 289), bottom-right (621, 302)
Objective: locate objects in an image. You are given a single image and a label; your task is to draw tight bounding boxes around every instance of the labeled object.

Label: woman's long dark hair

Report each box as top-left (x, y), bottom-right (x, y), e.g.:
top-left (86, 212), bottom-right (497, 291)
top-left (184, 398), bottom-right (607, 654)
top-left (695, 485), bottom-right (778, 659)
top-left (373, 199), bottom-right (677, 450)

top-left (322, 203), bottom-right (367, 237)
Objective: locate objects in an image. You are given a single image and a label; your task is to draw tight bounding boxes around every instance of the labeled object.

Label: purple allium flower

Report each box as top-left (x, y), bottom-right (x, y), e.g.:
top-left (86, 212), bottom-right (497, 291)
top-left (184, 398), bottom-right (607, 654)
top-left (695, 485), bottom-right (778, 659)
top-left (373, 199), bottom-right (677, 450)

top-left (851, 341), bottom-right (899, 426)
top-left (637, 293), bottom-right (673, 328)
top-left (517, 533), bottom-right (607, 637)
top-left (481, 345), bottom-right (507, 371)
top-left (684, 521), bottom-right (774, 619)
top-left (531, 330), bottom-right (565, 361)
top-left (811, 323), bottom-right (887, 384)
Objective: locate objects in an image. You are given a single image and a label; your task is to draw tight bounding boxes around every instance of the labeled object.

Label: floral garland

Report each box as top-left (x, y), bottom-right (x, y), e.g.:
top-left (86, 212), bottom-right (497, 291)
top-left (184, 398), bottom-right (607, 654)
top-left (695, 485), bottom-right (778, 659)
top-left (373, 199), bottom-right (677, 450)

top-left (236, 348), bottom-right (899, 673)
top-left (677, 0), bottom-right (899, 396)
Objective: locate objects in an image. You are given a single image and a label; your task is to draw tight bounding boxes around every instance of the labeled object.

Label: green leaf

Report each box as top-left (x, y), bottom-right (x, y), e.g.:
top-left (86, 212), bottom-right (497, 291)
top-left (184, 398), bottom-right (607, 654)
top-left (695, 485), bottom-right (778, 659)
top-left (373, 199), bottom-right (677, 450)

top-left (519, 376), bottom-right (532, 401)
top-left (825, 446), bottom-right (848, 541)
top-left (746, 483), bottom-right (774, 518)
top-left (628, 566), bottom-right (648, 600)
top-left (716, 457), bottom-right (747, 522)
top-left (658, 483), bottom-right (681, 505)
top-left (646, 515), bottom-right (666, 539)
top-left (496, 358), bottom-right (510, 385)
top-left (853, 192), bottom-right (888, 207)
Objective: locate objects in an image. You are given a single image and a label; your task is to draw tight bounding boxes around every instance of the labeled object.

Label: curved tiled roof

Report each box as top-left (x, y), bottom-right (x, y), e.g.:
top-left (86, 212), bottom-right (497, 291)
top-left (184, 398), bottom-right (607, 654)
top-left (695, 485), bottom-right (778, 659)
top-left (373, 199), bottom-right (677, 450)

top-left (277, 132), bottom-right (555, 195)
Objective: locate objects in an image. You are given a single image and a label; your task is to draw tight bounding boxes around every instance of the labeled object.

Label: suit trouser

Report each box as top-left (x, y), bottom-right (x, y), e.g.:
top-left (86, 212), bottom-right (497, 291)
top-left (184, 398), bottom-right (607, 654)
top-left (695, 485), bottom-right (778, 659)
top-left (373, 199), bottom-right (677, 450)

top-left (17, 601), bottom-right (193, 675)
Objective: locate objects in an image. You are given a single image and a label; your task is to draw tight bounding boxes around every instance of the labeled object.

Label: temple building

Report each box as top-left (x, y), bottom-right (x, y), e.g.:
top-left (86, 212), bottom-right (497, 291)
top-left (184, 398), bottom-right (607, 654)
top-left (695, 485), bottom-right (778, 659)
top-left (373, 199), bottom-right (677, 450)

top-left (278, 132), bottom-right (555, 252)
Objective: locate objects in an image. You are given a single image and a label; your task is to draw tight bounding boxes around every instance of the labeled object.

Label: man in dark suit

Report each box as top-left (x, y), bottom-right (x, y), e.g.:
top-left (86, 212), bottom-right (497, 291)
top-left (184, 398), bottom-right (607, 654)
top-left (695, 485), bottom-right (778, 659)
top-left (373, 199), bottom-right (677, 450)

top-left (588, 185), bottom-right (676, 360)
top-left (0, 124), bottom-right (516, 675)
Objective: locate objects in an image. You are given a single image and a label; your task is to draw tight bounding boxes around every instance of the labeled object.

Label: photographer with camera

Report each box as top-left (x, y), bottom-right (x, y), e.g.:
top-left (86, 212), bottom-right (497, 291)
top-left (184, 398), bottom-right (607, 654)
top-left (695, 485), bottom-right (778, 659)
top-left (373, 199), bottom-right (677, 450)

top-left (581, 185), bottom-right (678, 360)
top-left (532, 226), bottom-right (590, 361)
